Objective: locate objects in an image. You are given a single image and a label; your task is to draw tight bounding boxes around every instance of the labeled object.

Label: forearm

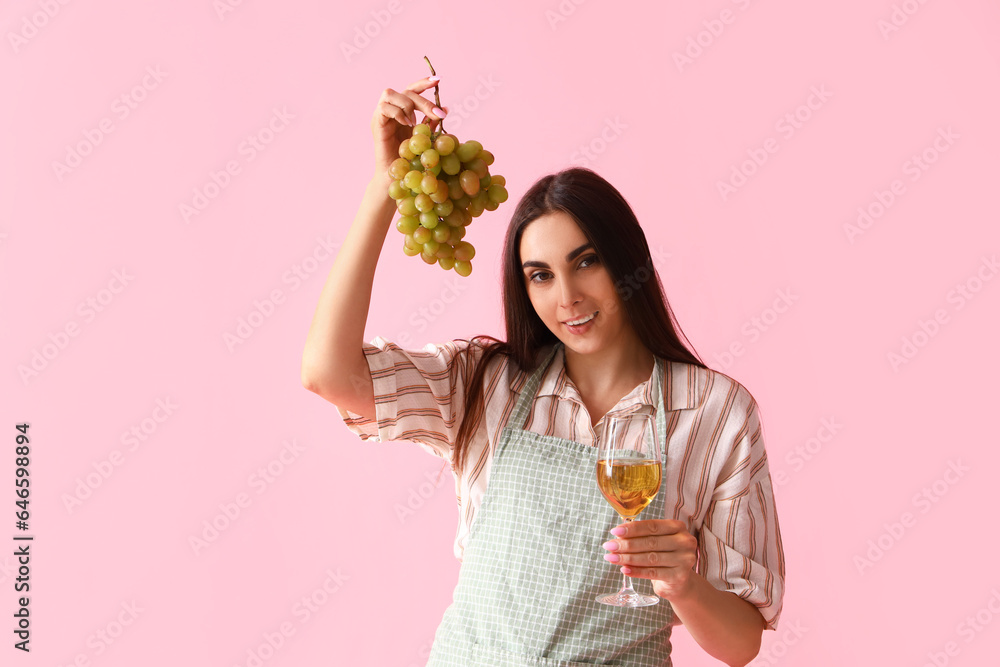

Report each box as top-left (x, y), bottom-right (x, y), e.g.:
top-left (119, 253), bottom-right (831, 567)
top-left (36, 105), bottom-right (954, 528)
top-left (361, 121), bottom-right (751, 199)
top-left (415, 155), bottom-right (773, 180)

top-left (301, 173), bottom-right (396, 393)
top-left (667, 570), bottom-right (765, 667)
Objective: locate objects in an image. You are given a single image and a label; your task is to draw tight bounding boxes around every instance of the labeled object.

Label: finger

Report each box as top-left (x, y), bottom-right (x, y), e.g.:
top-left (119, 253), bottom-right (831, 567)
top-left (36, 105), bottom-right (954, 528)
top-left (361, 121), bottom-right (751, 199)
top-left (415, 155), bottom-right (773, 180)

top-left (375, 87), bottom-right (420, 127)
top-left (400, 89), bottom-right (447, 124)
top-left (619, 565), bottom-right (693, 583)
top-left (604, 531), bottom-right (696, 555)
top-left (403, 76), bottom-right (441, 95)
top-left (375, 100), bottom-right (413, 128)
top-left (606, 547), bottom-right (697, 569)
top-left (612, 519), bottom-right (687, 538)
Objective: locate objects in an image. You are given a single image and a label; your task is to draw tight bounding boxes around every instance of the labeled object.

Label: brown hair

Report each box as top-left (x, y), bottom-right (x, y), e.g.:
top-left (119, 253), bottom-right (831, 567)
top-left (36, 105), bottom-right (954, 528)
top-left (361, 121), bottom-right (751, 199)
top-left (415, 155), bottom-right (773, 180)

top-left (452, 168), bottom-right (705, 472)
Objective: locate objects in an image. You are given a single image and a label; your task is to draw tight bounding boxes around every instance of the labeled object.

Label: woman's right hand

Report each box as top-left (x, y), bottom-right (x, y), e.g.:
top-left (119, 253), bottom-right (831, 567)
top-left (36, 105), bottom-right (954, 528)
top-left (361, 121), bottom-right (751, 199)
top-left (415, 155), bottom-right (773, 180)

top-left (371, 77), bottom-right (448, 185)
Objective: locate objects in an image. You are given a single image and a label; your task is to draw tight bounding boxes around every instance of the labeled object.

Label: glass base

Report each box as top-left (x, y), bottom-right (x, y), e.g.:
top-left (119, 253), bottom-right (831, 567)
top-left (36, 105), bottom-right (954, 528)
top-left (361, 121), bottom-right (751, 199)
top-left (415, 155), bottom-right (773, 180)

top-left (596, 591), bottom-right (660, 607)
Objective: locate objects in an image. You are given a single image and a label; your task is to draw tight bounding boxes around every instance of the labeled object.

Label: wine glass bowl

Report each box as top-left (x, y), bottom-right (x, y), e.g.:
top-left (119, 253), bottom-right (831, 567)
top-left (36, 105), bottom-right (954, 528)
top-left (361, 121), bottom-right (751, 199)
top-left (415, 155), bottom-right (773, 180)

top-left (595, 413), bottom-right (662, 607)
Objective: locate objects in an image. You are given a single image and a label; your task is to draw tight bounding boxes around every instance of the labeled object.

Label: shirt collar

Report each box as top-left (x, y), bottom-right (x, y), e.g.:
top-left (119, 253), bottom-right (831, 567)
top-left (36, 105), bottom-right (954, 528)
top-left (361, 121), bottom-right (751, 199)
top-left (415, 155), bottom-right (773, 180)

top-left (514, 343), bottom-right (706, 412)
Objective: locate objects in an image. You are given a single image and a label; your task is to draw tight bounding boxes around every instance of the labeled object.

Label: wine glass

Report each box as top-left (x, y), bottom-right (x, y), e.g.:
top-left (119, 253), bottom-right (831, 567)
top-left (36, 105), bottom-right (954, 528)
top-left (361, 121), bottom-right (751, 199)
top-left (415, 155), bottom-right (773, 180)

top-left (595, 413), bottom-right (662, 607)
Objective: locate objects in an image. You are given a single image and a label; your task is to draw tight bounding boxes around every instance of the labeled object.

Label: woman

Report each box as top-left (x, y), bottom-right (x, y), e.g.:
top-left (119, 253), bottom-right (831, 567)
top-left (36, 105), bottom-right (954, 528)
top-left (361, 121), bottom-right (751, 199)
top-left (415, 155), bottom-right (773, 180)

top-left (302, 76), bottom-right (785, 666)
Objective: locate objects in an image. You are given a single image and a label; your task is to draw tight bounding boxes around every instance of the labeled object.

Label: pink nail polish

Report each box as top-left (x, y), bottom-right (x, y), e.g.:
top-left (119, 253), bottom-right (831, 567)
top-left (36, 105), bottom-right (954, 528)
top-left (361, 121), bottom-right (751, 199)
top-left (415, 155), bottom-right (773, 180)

top-left (602, 540), bottom-right (618, 551)
top-left (610, 527), bottom-right (626, 537)
top-left (428, 75), bottom-right (440, 83)
top-left (603, 553), bottom-right (620, 563)
top-left (620, 566), bottom-right (632, 575)
top-left (432, 106), bottom-right (447, 118)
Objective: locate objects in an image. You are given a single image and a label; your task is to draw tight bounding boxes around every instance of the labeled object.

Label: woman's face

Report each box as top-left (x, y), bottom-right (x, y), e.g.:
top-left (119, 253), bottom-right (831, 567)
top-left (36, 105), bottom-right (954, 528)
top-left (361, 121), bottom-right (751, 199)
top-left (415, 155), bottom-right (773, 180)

top-left (519, 211), bottom-right (631, 357)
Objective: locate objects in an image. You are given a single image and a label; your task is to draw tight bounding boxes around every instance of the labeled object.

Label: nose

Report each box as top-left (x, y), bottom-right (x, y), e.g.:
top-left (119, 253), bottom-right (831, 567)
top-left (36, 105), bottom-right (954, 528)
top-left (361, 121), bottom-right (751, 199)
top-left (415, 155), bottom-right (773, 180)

top-left (558, 274), bottom-right (582, 310)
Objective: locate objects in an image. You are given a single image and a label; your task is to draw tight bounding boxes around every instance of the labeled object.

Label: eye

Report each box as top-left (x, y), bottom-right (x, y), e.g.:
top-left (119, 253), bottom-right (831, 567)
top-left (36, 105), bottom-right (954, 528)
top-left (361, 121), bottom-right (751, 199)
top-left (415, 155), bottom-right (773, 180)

top-left (527, 271), bottom-right (551, 284)
top-left (579, 253), bottom-right (599, 268)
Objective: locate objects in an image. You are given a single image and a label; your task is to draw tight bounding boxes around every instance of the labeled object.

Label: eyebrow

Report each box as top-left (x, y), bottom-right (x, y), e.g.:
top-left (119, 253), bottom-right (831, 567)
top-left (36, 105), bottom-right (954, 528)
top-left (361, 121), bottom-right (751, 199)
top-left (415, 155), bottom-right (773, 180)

top-left (521, 242), bottom-right (594, 270)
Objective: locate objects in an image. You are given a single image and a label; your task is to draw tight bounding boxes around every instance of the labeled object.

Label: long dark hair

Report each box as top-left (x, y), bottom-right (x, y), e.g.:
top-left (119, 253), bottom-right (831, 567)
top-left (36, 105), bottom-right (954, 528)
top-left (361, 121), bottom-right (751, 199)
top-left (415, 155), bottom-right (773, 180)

top-left (452, 167), bottom-right (705, 472)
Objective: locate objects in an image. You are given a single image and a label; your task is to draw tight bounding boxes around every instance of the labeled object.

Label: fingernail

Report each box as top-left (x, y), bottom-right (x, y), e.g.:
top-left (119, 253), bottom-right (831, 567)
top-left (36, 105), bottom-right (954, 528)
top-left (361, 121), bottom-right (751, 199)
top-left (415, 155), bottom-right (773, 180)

top-left (601, 540), bottom-right (619, 551)
top-left (610, 527), bottom-right (626, 537)
top-left (603, 553), bottom-right (620, 563)
top-left (620, 566), bottom-right (633, 575)
top-left (428, 75), bottom-right (441, 83)
top-left (432, 106), bottom-right (447, 118)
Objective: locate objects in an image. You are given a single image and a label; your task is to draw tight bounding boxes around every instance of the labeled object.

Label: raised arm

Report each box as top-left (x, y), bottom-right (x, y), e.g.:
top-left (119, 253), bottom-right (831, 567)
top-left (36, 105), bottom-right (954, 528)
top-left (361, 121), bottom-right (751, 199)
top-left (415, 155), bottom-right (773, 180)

top-left (300, 78), bottom-right (447, 418)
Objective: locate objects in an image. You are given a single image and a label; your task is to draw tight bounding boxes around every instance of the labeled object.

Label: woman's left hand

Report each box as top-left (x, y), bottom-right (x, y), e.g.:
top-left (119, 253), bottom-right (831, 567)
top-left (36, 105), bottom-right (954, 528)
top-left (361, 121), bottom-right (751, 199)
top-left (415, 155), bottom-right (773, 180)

top-left (602, 519), bottom-right (699, 600)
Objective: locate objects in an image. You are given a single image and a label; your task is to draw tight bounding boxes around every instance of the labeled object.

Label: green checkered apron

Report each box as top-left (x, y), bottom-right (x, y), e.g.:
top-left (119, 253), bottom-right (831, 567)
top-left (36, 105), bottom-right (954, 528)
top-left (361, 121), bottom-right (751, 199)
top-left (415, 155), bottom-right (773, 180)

top-left (427, 343), bottom-right (674, 666)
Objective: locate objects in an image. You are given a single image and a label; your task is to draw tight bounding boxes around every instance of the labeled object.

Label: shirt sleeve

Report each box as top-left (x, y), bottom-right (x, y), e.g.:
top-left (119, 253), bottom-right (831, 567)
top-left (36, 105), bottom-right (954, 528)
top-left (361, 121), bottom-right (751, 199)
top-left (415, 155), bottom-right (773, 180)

top-left (335, 336), bottom-right (475, 462)
top-left (697, 395), bottom-right (786, 630)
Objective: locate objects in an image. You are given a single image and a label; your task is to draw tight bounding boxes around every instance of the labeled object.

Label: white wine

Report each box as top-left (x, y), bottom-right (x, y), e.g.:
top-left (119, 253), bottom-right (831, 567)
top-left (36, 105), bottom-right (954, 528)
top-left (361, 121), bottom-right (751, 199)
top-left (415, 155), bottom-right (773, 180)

top-left (596, 459), bottom-right (661, 519)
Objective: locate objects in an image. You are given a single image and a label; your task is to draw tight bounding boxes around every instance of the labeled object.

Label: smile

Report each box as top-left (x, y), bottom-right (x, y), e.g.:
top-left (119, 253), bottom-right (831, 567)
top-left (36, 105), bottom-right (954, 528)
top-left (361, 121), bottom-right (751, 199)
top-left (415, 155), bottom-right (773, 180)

top-left (565, 311), bottom-right (597, 326)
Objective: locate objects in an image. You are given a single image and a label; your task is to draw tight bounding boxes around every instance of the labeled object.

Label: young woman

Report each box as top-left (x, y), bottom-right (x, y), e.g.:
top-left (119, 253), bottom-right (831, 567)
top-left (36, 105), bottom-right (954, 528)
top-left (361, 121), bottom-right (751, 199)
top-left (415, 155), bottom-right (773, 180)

top-left (302, 76), bottom-right (785, 667)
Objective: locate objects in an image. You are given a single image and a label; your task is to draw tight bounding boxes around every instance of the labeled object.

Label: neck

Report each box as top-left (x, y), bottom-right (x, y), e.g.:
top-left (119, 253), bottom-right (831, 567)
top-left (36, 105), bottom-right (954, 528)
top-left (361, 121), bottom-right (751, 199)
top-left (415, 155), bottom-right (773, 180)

top-left (562, 335), bottom-right (655, 399)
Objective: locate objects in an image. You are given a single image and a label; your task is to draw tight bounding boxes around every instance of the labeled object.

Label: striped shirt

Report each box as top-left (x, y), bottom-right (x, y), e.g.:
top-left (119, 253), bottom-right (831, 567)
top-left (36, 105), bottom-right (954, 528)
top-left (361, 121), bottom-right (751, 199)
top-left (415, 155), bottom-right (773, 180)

top-left (337, 336), bottom-right (785, 629)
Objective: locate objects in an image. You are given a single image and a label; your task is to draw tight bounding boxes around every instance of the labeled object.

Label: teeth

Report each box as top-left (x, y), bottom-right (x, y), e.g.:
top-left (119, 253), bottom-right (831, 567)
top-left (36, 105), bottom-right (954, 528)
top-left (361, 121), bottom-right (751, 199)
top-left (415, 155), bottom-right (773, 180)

top-left (567, 312), bottom-right (596, 326)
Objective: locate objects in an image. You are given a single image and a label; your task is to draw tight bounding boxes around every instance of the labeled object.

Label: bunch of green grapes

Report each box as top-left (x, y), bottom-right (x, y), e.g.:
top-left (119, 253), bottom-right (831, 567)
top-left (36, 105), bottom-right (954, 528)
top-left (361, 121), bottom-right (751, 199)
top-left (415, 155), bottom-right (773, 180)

top-left (387, 125), bottom-right (508, 276)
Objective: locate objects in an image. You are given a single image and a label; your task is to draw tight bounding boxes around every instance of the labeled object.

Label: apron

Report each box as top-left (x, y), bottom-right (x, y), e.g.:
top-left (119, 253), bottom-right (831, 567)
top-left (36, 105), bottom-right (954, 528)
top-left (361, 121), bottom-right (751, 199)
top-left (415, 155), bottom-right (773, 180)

top-left (427, 343), bottom-right (674, 666)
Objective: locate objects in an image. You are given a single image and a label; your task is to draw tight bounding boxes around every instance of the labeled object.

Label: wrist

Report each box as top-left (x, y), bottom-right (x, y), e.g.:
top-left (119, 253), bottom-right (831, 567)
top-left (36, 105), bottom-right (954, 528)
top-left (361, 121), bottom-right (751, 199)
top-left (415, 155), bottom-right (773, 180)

top-left (663, 568), bottom-right (704, 605)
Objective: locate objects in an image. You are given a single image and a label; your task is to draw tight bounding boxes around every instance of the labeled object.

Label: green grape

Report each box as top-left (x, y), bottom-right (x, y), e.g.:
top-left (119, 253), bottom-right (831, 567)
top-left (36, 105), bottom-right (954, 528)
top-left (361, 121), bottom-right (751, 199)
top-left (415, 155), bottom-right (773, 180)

top-left (413, 227), bottom-right (432, 244)
top-left (413, 123), bottom-right (431, 137)
top-left (432, 226), bottom-right (451, 243)
top-left (388, 180), bottom-right (408, 200)
top-left (420, 173), bottom-right (439, 194)
top-left (419, 211), bottom-right (439, 228)
top-left (468, 200), bottom-right (485, 218)
top-left (459, 170), bottom-right (480, 196)
top-left (397, 197), bottom-right (418, 217)
top-left (456, 140), bottom-right (482, 162)
top-left (397, 215), bottom-right (420, 234)
top-left (466, 158), bottom-right (488, 178)
top-left (409, 158), bottom-right (423, 171)
top-left (429, 186), bottom-right (450, 204)
top-left (421, 239), bottom-right (440, 255)
top-left (403, 170), bottom-right (423, 191)
top-left (403, 233), bottom-right (421, 249)
top-left (479, 174), bottom-right (491, 190)
top-left (399, 139), bottom-right (416, 160)
top-left (440, 153), bottom-right (461, 175)
top-left (420, 252), bottom-right (437, 265)
top-left (447, 178), bottom-right (464, 200)
top-left (420, 149), bottom-right (440, 169)
top-left (409, 134), bottom-right (432, 155)
top-left (434, 134), bottom-right (457, 156)
top-left (429, 163), bottom-right (442, 176)
top-left (454, 260), bottom-right (473, 277)
top-left (403, 241), bottom-right (421, 257)
top-left (487, 184), bottom-right (509, 203)
top-left (438, 256), bottom-right (456, 270)
top-left (490, 174), bottom-right (506, 186)
top-left (484, 198), bottom-right (499, 211)
top-left (453, 194), bottom-right (471, 210)
top-left (479, 150), bottom-right (495, 166)
top-left (435, 243), bottom-right (454, 259)
top-left (434, 200), bottom-right (454, 217)
top-left (450, 225), bottom-right (466, 240)
top-left (389, 158), bottom-right (410, 180)
top-left (415, 194), bottom-right (434, 212)
top-left (443, 210), bottom-right (464, 227)
top-left (454, 241), bottom-right (476, 262)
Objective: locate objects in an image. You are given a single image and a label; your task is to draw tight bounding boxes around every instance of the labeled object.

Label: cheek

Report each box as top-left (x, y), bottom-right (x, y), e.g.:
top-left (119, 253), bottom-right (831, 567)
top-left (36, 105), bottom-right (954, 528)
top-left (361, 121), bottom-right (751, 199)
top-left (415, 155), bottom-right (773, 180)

top-left (526, 288), bottom-right (554, 321)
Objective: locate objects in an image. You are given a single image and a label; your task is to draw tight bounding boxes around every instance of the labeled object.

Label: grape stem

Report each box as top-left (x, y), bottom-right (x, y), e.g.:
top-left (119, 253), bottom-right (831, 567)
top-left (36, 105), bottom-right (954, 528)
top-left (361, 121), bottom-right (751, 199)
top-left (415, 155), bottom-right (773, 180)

top-left (423, 55), bottom-right (445, 135)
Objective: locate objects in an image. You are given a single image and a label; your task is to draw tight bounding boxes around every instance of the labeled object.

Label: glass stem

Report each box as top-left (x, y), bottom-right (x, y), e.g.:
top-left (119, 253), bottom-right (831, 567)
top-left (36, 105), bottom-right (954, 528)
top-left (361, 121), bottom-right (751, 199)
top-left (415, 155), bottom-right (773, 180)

top-left (621, 517), bottom-right (636, 594)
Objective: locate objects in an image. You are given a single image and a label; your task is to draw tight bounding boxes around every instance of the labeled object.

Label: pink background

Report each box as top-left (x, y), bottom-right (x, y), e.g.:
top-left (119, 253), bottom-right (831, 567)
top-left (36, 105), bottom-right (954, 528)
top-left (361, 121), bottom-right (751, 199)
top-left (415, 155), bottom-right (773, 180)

top-left (3, 0), bottom-right (999, 665)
